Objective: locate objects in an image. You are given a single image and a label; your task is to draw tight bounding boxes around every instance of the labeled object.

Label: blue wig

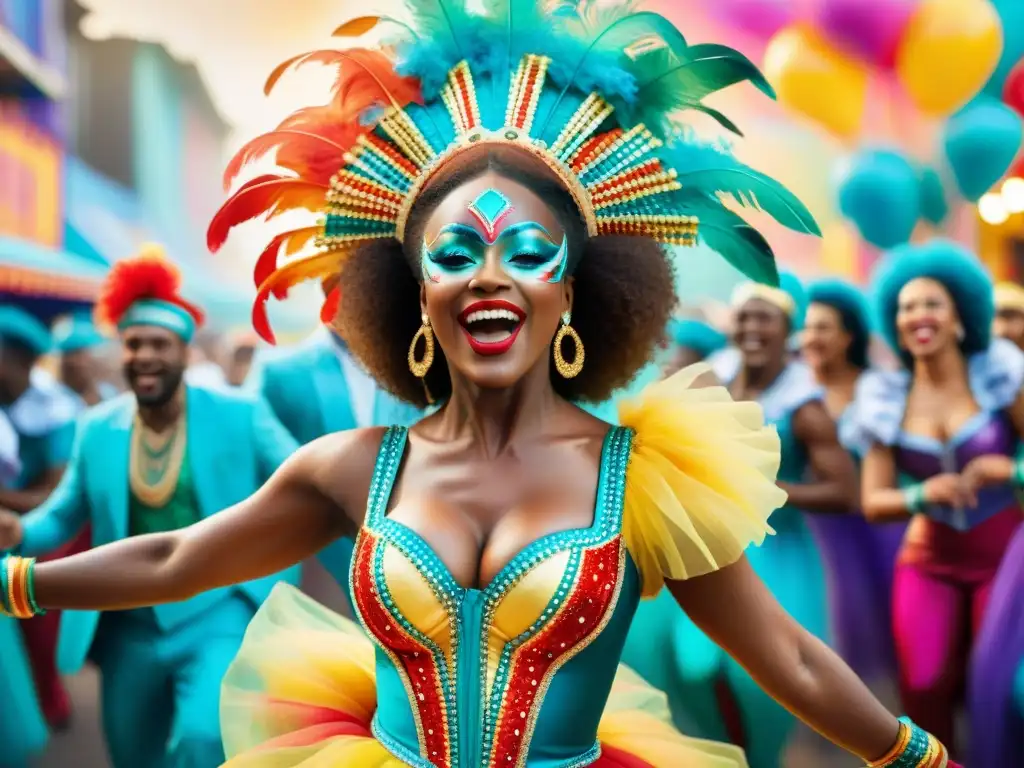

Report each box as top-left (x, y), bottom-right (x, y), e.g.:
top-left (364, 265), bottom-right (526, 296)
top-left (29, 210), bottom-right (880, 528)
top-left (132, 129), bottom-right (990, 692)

top-left (667, 319), bottom-right (728, 358)
top-left (870, 239), bottom-right (993, 365)
top-left (806, 279), bottom-right (872, 369)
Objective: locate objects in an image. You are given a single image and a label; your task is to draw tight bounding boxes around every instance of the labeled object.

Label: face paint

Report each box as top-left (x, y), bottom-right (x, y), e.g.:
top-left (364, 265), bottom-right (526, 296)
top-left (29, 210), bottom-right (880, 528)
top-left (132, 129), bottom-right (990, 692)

top-left (422, 222), bottom-right (568, 284)
top-left (466, 188), bottom-right (514, 243)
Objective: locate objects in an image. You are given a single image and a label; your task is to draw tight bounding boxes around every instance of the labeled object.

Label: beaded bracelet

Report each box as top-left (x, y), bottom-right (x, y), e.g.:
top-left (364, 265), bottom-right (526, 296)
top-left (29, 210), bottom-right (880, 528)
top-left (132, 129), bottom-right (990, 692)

top-left (902, 484), bottom-right (926, 514)
top-left (867, 717), bottom-right (951, 767)
top-left (0, 554), bottom-right (44, 619)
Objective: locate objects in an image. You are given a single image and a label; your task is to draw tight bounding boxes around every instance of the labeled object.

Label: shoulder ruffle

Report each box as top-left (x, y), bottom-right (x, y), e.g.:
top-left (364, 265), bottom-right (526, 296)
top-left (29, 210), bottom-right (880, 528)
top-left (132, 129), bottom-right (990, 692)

top-left (617, 364), bottom-right (785, 597)
top-left (846, 368), bottom-right (909, 449)
top-left (969, 339), bottom-right (1024, 412)
top-left (759, 363), bottom-right (823, 422)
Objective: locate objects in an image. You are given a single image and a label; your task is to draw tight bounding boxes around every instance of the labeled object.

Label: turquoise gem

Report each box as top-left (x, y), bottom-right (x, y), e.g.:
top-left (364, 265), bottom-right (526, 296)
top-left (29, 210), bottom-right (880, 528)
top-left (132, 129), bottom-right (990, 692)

top-left (469, 188), bottom-right (512, 231)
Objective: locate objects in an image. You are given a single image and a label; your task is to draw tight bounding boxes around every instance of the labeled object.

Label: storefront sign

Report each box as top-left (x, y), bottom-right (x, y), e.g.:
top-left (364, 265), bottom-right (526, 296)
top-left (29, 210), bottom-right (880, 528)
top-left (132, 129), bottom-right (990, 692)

top-left (0, 103), bottom-right (61, 247)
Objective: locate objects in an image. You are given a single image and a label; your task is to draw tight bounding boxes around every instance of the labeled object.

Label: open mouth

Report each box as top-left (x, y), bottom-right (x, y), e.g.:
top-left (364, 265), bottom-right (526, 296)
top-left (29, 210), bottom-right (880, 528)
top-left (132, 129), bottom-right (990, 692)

top-left (132, 371), bottom-right (164, 390)
top-left (458, 300), bottom-right (526, 356)
top-left (910, 323), bottom-right (937, 345)
top-left (738, 336), bottom-right (766, 353)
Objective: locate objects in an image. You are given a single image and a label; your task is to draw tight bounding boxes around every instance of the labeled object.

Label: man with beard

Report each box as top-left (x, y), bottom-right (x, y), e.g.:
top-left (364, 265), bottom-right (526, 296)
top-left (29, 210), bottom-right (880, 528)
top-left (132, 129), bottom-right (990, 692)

top-left (993, 282), bottom-right (1024, 352)
top-left (0, 306), bottom-right (79, 732)
top-left (0, 248), bottom-right (301, 768)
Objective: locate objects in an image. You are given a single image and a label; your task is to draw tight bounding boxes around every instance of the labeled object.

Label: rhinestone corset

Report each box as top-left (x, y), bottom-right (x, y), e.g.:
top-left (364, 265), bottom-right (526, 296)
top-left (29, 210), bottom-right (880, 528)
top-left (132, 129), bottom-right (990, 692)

top-left (349, 426), bottom-right (640, 768)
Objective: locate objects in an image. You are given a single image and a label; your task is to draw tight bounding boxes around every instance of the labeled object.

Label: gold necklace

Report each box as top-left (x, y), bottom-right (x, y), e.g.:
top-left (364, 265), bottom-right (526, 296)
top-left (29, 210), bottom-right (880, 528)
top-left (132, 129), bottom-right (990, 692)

top-left (129, 407), bottom-right (187, 508)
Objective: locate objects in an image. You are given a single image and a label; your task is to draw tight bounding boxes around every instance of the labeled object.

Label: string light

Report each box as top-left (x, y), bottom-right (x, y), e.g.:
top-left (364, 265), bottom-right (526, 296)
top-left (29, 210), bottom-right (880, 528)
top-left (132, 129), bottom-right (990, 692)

top-left (1001, 178), bottom-right (1024, 214)
top-left (979, 192), bottom-right (1009, 225)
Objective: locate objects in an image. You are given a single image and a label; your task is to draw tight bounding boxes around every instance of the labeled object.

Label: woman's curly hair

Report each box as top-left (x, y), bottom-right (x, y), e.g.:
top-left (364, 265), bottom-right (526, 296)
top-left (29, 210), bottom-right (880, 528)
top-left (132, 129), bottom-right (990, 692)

top-left (332, 147), bottom-right (678, 408)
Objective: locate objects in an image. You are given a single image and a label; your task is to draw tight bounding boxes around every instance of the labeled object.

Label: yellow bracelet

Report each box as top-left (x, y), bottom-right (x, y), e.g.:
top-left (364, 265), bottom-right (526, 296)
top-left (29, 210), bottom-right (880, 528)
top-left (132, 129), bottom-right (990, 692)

top-left (4, 556), bottom-right (37, 619)
top-left (868, 721), bottom-right (911, 767)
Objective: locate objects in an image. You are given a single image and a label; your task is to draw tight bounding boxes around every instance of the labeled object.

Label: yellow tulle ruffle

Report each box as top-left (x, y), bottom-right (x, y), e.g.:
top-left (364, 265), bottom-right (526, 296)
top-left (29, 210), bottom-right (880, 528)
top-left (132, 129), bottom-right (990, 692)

top-left (220, 584), bottom-right (748, 767)
top-left (618, 362), bottom-right (786, 597)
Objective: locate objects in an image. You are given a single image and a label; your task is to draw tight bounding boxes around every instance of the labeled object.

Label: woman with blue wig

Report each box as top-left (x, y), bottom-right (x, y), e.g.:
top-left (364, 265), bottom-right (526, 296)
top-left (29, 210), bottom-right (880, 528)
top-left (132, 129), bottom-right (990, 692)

top-left (623, 272), bottom-right (858, 768)
top-left (847, 239), bottom-right (1024, 763)
top-left (801, 279), bottom-right (903, 682)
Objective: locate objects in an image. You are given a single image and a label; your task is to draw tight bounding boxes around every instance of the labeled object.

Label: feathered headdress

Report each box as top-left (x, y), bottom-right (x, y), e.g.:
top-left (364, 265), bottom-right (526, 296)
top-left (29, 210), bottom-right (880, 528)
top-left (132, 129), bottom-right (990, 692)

top-left (95, 245), bottom-right (205, 342)
top-left (209, 0), bottom-right (820, 343)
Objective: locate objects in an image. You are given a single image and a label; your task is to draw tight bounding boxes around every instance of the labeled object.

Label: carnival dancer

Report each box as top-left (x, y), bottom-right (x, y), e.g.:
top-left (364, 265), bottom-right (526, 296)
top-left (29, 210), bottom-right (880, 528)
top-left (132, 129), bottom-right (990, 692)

top-left (0, 249), bottom-right (302, 768)
top-left (802, 279), bottom-right (902, 683)
top-left (662, 317), bottom-right (728, 378)
top-left (625, 273), bottom-right (858, 768)
top-left (0, 306), bottom-right (77, 731)
top-left (993, 281), bottom-right (1024, 351)
top-left (52, 311), bottom-right (119, 406)
top-left (0, 2), bottom-right (960, 766)
top-left (0, 406), bottom-right (48, 767)
top-left (849, 239), bottom-right (1024, 760)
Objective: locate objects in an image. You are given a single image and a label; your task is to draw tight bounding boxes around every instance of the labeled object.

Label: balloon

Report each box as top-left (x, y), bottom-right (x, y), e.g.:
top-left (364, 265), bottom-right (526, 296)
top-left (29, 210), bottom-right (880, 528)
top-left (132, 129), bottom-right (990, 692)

top-left (943, 98), bottom-right (1022, 201)
top-left (836, 149), bottom-right (921, 249)
top-left (918, 167), bottom-right (949, 224)
top-left (818, 0), bottom-right (918, 67)
top-left (982, 0), bottom-right (1024, 98)
top-left (1004, 59), bottom-right (1024, 114)
top-left (764, 25), bottom-right (869, 139)
top-left (896, 0), bottom-right (1004, 116)
top-left (709, 0), bottom-right (797, 40)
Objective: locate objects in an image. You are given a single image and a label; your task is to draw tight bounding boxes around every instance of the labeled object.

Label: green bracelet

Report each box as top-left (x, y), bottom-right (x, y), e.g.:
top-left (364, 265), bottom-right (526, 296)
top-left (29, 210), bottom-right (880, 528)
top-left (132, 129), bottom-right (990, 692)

top-left (1012, 458), bottom-right (1024, 488)
top-left (902, 484), bottom-right (926, 514)
top-left (25, 559), bottom-right (44, 617)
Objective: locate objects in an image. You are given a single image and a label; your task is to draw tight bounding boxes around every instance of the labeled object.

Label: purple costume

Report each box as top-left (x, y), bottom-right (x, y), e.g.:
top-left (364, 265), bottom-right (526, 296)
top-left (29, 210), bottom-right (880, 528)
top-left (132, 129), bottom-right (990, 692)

top-left (848, 339), bottom-right (1024, 760)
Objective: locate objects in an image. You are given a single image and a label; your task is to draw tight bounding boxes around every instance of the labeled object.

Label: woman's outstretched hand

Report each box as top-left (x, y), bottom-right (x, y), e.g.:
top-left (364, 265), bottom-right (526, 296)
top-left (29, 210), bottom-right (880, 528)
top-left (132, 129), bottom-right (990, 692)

top-left (921, 472), bottom-right (976, 508)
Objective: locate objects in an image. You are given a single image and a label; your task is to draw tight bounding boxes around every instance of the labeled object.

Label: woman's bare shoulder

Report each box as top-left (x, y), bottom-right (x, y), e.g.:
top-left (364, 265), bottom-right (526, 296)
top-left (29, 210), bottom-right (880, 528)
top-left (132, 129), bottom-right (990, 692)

top-left (295, 427), bottom-right (391, 529)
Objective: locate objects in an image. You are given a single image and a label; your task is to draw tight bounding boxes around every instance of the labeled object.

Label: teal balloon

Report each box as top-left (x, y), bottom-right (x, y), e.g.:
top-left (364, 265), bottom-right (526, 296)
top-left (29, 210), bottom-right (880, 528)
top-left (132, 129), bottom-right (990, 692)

top-left (943, 99), bottom-right (1023, 202)
top-left (982, 0), bottom-right (1024, 98)
top-left (836, 149), bottom-right (920, 250)
top-left (918, 167), bottom-right (948, 225)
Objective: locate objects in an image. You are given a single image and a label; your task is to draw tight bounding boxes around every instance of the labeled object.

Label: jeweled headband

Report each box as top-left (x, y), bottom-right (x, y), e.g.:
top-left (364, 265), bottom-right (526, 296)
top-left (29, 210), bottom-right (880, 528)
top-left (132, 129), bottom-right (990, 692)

top-left (208, 0), bottom-right (820, 342)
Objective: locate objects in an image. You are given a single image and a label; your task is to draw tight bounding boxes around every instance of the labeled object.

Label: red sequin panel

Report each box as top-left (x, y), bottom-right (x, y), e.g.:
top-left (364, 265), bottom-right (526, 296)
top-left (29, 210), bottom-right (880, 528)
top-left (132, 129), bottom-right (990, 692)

top-left (488, 536), bottom-right (624, 768)
top-left (352, 532), bottom-right (452, 768)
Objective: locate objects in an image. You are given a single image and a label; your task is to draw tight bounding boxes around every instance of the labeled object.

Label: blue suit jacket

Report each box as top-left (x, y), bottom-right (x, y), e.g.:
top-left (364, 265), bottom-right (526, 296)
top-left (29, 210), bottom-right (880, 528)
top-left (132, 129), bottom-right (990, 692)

top-left (19, 385), bottom-right (302, 675)
top-left (252, 332), bottom-right (421, 588)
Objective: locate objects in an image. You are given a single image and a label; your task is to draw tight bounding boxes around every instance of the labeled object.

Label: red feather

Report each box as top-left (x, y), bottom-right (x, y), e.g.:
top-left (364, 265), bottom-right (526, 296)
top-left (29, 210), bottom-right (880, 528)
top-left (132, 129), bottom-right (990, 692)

top-left (207, 174), bottom-right (328, 253)
top-left (320, 285), bottom-right (341, 325)
top-left (264, 50), bottom-right (350, 96)
top-left (328, 49), bottom-right (421, 114)
top-left (253, 225), bottom-right (322, 297)
top-left (95, 247), bottom-right (205, 329)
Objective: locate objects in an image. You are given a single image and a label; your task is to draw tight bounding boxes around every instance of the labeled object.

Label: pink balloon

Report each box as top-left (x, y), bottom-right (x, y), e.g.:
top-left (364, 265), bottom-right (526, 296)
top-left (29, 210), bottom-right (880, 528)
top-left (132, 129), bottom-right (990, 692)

top-left (818, 0), bottom-right (918, 67)
top-left (709, 0), bottom-right (797, 40)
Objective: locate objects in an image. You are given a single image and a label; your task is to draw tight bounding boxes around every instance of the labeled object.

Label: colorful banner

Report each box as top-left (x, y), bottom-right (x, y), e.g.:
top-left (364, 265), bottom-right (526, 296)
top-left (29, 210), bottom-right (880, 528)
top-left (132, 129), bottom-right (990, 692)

top-left (0, 102), bottom-right (61, 247)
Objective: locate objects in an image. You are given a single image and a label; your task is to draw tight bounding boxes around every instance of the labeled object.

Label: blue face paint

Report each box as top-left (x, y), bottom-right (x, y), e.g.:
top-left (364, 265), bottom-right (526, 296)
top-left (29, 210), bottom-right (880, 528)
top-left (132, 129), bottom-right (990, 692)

top-left (422, 222), bottom-right (568, 284)
top-left (467, 188), bottom-right (513, 242)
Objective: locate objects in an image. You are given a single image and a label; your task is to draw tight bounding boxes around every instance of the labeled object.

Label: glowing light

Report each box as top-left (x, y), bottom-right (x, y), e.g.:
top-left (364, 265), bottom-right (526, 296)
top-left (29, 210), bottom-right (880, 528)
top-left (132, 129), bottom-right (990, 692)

top-left (979, 193), bottom-right (1009, 225)
top-left (1001, 178), bottom-right (1024, 214)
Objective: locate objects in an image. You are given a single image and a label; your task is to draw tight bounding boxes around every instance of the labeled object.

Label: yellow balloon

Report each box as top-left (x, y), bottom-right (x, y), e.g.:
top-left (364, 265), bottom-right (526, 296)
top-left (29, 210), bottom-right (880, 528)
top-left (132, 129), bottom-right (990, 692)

top-left (764, 25), bottom-right (869, 140)
top-left (896, 0), bottom-right (1003, 116)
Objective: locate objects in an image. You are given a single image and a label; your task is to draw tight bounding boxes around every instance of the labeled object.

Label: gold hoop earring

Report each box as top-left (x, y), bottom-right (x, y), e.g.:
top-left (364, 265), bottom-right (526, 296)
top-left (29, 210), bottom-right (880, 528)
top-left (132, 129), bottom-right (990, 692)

top-left (408, 314), bottom-right (434, 378)
top-left (553, 311), bottom-right (584, 379)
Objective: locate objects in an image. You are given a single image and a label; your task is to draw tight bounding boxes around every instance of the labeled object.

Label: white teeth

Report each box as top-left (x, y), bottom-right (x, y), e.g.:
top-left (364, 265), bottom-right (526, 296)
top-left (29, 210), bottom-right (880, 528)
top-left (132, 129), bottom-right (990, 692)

top-left (464, 309), bottom-right (521, 324)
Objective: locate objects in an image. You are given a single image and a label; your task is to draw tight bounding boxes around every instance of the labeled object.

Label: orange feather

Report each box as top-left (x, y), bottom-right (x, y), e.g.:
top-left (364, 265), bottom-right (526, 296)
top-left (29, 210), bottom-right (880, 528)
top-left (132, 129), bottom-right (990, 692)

top-left (253, 225), bottom-right (322, 297)
top-left (328, 48), bottom-right (421, 114)
top-left (252, 251), bottom-right (342, 344)
top-left (320, 285), bottom-right (341, 325)
top-left (332, 16), bottom-right (382, 37)
top-left (207, 174), bottom-right (328, 253)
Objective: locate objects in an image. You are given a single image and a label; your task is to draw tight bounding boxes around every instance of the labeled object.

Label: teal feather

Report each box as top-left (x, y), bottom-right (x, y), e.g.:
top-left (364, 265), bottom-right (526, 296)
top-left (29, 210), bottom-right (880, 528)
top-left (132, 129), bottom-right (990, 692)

top-left (667, 141), bottom-right (820, 236)
top-left (694, 207), bottom-right (780, 286)
top-left (686, 104), bottom-right (743, 136)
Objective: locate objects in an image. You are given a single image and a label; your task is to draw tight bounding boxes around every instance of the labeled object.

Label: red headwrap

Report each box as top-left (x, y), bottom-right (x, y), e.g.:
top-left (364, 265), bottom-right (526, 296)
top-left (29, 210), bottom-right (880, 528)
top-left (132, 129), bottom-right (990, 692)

top-left (94, 245), bottom-right (205, 330)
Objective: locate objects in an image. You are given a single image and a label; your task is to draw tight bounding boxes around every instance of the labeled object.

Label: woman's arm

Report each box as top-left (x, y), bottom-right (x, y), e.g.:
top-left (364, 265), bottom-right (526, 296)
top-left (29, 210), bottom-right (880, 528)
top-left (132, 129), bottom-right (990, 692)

top-left (779, 400), bottom-right (858, 513)
top-left (21, 427), bottom-right (384, 612)
top-left (668, 557), bottom-right (899, 761)
top-left (860, 443), bottom-right (913, 523)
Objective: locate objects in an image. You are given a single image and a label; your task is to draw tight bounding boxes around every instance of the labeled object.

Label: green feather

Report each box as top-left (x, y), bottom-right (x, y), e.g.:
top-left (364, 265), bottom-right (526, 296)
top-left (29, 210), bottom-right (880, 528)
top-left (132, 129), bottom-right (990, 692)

top-left (675, 166), bottom-right (821, 237)
top-left (636, 44), bottom-right (774, 101)
top-left (684, 103), bottom-right (743, 136)
top-left (697, 208), bottom-right (780, 286)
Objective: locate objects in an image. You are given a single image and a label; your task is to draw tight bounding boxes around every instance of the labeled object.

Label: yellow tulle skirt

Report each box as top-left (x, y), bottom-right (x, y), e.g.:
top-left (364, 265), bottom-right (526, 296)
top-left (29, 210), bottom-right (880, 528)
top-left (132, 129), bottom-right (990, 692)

top-left (220, 584), bottom-right (746, 767)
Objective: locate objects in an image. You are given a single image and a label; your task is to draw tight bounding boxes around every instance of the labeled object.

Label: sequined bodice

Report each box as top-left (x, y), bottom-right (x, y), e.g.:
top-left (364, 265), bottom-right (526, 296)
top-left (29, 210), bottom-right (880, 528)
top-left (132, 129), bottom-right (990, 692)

top-left (895, 411), bottom-right (1019, 530)
top-left (349, 426), bottom-right (640, 768)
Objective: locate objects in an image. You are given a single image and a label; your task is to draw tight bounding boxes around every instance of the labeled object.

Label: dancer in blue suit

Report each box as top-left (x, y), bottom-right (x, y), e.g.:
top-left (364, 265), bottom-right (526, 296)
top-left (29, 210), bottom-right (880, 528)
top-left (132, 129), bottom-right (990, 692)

top-left (0, 249), bottom-right (301, 768)
top-left (253, 297), bottom-right (421, 592)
